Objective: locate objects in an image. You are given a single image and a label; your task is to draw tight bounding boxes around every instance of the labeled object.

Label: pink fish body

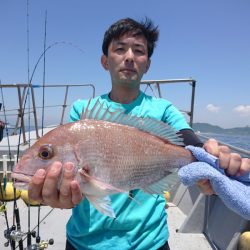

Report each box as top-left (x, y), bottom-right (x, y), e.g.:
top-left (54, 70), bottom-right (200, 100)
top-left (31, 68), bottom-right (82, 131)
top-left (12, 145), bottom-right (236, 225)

top-left (12, 101), bottom-right (195, 217)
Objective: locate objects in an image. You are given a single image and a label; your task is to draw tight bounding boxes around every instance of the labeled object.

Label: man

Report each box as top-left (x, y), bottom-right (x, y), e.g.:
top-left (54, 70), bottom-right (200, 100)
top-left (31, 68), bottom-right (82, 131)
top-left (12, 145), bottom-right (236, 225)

top-left (29, 18), bottom-right (250, 250)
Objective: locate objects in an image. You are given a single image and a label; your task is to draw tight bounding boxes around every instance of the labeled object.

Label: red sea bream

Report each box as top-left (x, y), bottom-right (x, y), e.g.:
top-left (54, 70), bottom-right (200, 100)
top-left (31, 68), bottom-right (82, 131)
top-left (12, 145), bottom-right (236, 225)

top-left (12, 100), bottom-right (195, 217)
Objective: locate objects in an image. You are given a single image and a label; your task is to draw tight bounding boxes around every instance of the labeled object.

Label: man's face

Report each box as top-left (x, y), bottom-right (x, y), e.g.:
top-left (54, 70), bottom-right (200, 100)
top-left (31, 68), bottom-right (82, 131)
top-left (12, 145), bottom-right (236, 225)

top-left (101, 33), bottom-right (151, 88)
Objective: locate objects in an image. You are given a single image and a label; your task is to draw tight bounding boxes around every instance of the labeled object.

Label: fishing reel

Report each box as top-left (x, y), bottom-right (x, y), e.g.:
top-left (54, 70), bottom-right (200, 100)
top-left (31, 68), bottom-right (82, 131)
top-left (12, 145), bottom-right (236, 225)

top-left (4, 227), bottom-right (36, 247)
top-left (26, 232), bottom-right (54, 249)
top-left (10, 229), bottom-right (27, 242)
top-left (4, 227), bottom-right (54, 249)
top-left (26, 239), bottom-right (54, 250)
top-left (3, 225), bottom-right (27, 247)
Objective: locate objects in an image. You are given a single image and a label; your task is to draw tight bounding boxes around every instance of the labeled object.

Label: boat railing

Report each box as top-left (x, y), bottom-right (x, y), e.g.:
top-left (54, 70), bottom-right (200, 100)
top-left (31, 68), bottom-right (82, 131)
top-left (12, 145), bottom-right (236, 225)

top-left (0, 83), bottom-right (95, 144)
top-left (0, 79), bottom-right (196, 178)
top-left (141, 78), bottom-right (196, 126)
top-left (0, 155), bottom-right (17, 178)
top-left (0, 79), bottom-right (195, 145)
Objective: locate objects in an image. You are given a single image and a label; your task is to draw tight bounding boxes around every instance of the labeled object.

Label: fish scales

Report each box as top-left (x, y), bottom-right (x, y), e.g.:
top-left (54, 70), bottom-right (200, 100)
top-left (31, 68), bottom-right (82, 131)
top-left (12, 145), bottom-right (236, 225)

top-left (68, 120), bottom-right (189, 189)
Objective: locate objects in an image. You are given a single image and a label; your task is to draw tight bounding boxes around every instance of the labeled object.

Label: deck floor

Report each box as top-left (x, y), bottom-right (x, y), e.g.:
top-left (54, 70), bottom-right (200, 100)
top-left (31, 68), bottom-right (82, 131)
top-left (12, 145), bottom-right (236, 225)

top-left (167, 203), bottom-right (212, 250)
top-left (0, 199), bottom-right (71, 249)
top-left (0, 200), bottom-right (212, 250)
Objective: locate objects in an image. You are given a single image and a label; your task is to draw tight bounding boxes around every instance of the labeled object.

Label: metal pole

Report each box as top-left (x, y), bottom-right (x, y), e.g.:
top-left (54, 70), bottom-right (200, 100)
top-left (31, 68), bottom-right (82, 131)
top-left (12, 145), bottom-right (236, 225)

top-left (60, 85), bottom-right (69, 125)
top-left (156, 82), bottom-right (162, 98)
top-left (13, 87), bottom-right (27, 136)
top-left (30, 85), bottom-right (40, 139)
top-left (17, 87), bottom-right (27, 144)
top-left (189, 80), bottom-right (196, 127)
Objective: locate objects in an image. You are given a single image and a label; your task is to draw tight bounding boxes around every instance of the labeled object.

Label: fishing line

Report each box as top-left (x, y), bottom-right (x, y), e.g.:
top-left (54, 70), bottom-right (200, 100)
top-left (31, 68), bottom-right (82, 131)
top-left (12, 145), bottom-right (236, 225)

top-left (36, 9), bottom-right (48, 246)
top-left (41, 10), bottom-right (47, 137)
top-left (29, 40), bottom-right (84, 86)
top-left (17, 207), bottom-right (55, 244)
top-left (25, 0), bottom-right (33, 248)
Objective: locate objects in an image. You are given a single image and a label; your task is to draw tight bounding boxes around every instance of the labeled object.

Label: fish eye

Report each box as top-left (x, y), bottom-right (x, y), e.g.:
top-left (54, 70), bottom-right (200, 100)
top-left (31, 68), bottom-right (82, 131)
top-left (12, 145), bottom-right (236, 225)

top-left (38, 145), bottom-right (54, 160)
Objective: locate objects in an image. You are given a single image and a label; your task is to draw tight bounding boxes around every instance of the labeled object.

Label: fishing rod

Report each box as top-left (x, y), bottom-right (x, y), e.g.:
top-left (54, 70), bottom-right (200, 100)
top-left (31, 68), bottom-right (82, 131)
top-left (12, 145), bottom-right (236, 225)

top-left (1, 3), bottom-right (85, 249)
top-left (26, 1), bottom-right (32, 247)
top-left (0, 79), bottom-right (22, 250)
top-left (0, 181), bottom-right (11, 248)
top-left (1, 1), bottom-right (40, 248)
top-left (32, 9), bottom-right (48, 248)
top-left (6, 43), bottom-right (85, 250)
top-left (12, 4), bottom-right (53, 249)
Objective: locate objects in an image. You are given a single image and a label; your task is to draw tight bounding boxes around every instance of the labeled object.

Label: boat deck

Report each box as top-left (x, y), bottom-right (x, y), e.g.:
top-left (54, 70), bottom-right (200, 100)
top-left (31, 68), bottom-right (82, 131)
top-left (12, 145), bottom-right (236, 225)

top-left (0, 199), bottom-right (212, 250)
top-left (0, 199), bottom-right (70, 249)
top-left (168, 203), bottom-right (212, 250)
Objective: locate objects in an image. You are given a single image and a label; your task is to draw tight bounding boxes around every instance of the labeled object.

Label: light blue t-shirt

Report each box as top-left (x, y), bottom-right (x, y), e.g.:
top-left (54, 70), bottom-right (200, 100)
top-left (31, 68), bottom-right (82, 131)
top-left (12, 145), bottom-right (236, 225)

top-left (66, 91), bottom-right (191, 250)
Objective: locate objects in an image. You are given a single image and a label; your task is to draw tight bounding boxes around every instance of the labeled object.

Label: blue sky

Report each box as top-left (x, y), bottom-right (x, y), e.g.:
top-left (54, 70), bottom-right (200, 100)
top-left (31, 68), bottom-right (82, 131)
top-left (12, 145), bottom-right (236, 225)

top-left (0, 0), bottom-right (250, 128)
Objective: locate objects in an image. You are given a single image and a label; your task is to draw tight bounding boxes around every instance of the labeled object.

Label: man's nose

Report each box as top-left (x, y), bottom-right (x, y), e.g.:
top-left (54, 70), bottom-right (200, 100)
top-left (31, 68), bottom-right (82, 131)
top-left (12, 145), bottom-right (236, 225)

top-left (125, 48), bottom-right (134, 62)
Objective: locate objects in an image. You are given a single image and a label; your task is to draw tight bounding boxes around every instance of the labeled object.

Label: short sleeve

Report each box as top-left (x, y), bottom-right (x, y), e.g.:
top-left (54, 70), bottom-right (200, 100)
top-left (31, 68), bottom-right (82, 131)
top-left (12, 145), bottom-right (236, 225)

top-left (163, 104), bottom-right (191, 131)
top-left (69, 99), bottom-right (86, 122)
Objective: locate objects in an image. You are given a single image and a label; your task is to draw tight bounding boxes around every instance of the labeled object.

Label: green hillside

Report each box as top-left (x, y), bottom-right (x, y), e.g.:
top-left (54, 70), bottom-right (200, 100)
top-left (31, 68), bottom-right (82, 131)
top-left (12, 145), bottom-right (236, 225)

top-left (192, 123), bottom-right (250, 135)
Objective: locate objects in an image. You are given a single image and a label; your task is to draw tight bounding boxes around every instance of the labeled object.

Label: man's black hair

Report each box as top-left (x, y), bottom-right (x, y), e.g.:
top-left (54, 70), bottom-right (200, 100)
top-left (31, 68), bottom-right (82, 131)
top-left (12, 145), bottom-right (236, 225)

top-left (102, 17), bottom-right (159, 58)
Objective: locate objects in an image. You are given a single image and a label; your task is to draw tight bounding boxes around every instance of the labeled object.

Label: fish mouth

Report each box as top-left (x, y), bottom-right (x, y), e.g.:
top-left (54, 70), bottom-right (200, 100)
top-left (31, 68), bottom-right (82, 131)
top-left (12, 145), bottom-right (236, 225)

top-left (11, 172), bottom-right (32, 189)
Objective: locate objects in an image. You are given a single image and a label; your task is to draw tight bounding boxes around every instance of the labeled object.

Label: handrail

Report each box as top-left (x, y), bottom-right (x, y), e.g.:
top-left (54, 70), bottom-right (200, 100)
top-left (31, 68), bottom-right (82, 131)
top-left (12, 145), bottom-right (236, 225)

top-left (2, 80), bottom-right (248, 157)
top-left (141, 78), bottom-right (196, 126)
top-left (0, 154), bottom-right (17, 173)
top-left (0, 83), bottom-right (95, 144)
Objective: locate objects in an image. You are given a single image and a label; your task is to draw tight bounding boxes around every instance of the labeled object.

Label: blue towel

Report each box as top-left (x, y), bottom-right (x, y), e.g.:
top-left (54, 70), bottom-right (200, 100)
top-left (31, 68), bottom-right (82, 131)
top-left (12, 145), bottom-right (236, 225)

top-left (178, 146), bottom-right (250, 220)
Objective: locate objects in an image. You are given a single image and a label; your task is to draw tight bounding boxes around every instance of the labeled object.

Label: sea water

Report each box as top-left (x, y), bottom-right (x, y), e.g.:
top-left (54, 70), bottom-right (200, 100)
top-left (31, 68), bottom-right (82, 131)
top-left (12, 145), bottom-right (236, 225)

top-left (199, 133), bottom-right (250, 156)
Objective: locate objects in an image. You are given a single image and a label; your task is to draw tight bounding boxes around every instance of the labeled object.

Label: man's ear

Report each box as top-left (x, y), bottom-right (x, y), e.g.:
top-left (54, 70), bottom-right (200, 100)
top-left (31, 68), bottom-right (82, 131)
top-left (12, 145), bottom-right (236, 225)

top-left (101, 55), bottom-right (109, 70)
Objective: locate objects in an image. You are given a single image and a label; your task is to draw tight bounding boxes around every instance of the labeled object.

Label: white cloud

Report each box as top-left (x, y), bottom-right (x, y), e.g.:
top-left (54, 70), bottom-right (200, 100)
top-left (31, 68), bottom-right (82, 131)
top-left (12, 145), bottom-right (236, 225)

top-left (206, 104), bottom-right (220, 113)
top-left (233, 105), bottom-right (250, 116)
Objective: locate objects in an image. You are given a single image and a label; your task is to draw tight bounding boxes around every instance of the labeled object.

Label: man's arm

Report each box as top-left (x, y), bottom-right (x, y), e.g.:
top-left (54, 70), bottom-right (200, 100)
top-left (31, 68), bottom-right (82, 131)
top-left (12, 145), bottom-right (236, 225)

top-left (177, 129), bottom-right (203, 147)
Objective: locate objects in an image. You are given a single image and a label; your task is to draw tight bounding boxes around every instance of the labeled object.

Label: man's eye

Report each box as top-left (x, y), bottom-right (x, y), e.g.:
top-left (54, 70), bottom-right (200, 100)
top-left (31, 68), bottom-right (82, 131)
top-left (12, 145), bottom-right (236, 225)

top-left (135, 50), bottom-right (145, 55)
top-left (116, 48), bottom-right (124, 52)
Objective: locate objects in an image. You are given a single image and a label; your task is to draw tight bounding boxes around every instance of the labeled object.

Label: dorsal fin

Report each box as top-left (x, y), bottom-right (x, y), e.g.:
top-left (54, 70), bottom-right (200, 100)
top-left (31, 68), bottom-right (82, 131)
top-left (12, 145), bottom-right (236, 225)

top-left (81, 98), bottom-right (184, 146)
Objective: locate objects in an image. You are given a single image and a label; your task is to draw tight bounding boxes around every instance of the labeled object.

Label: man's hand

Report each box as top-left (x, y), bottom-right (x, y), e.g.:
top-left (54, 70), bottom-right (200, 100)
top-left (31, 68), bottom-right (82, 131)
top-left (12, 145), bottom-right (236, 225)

top-left (197, 138), bottom-right (250, 195)
top-left (28, 161), bottom-right (83, 209)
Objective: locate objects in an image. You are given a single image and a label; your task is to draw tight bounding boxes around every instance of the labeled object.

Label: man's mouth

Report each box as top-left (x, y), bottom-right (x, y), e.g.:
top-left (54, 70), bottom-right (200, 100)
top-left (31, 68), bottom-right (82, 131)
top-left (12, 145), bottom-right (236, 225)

top-left (120, 68), bottom-right (136, 73)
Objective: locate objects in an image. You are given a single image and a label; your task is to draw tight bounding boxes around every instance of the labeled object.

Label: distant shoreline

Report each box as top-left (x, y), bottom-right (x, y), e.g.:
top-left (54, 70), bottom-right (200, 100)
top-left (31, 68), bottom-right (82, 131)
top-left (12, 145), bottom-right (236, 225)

top-left (2, 123), bottom-right (250, 137)
top-left (192, 123), bottom-right (250, 136)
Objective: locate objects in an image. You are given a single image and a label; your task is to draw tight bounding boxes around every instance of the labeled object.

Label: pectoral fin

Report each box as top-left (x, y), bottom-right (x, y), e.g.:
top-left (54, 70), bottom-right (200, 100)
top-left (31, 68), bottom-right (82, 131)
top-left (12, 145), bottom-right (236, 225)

top-left (142, 169), bottom-right (179, 194)
top-left (86, 195), bottom-right (116, 218)
top-left (79, 169), bottom-right (126, 194)
top-left (78, 170), bottom-right (125, 217)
